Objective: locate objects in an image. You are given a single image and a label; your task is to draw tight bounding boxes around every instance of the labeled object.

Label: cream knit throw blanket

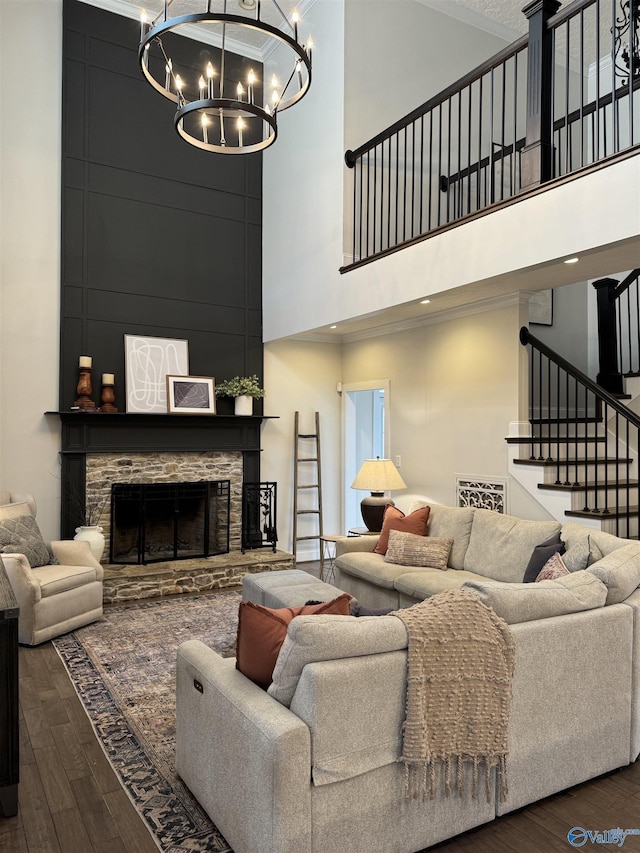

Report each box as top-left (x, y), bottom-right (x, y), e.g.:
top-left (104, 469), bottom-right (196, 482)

top-left (392, 589), bottom-right (515, 803)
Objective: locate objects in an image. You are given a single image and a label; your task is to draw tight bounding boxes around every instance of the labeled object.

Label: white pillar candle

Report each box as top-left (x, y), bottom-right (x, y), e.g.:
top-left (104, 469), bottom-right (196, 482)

top-left (102, 373), bottom-right (115, 384)
top-left (79, 356), bottom-right (92, 368)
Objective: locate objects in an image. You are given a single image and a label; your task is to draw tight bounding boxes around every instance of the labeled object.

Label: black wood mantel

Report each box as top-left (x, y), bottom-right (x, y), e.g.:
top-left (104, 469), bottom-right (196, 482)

top-left (46, 412), bottom-right (276, 539)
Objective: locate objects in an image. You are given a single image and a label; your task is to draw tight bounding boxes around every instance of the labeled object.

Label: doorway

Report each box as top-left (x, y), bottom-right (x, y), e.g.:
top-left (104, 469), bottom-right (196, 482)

top-left (342, 380), bottom-right (390, 531)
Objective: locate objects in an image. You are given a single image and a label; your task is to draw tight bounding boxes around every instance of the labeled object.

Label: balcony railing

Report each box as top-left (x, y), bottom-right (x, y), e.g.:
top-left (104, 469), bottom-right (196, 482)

top-left (344, 0), bottom-right (640, 270)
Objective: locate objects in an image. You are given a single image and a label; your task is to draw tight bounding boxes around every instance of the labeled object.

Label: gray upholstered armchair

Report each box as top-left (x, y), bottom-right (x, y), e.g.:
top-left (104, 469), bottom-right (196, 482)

top-left (0, 491), bottom-right (104, 645)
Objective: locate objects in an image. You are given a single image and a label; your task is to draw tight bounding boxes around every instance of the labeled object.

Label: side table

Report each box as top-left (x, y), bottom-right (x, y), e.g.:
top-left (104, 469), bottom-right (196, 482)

top-left (319, 534), bottom-right (348, 582)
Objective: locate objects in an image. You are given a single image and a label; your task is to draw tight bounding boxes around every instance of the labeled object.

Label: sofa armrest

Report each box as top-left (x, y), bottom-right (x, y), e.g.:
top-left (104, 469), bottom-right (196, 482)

top-left (336, 535), bottom-right (379, 557)
top-left (176, 640), bottom-right (312, 853)
top-left (49, 540), bottom-right (104, 580)
top-left (0, 553), bottom-right (41, 605)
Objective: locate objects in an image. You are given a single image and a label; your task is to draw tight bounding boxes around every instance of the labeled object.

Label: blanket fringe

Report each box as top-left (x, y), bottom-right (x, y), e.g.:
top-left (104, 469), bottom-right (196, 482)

top-left (400, 754), bottom-right (508, 804)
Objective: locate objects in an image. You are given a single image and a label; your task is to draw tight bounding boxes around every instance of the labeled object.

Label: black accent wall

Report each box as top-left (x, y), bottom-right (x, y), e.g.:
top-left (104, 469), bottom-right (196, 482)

top-left (61, 0), bottom-right (263, 415)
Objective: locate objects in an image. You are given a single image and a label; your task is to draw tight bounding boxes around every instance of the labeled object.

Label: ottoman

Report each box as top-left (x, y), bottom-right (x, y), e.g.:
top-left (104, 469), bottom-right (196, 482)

top-left (242, 569), bottom-right (355, 608)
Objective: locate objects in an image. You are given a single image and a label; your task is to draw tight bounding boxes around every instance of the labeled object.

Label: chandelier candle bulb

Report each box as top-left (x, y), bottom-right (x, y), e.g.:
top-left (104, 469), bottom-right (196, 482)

top-left (247, 69), bottom-right (255, 104)
top-left (292, 9), bottom-right (299, 40)
top-left (165, 61), bottom-right (171, 90)
top-left (202, 113), bottom-right (209, 144)
top-left (198, 76), bottom-right (205, 99)
top-left (238, 118), bottom-right (244, 147)
top-left (140, 9), bottom-right (147, 39)
top-left (237, 82), bottom-right (244, 101)
top-left (206, 62), bottom-right (214, 98)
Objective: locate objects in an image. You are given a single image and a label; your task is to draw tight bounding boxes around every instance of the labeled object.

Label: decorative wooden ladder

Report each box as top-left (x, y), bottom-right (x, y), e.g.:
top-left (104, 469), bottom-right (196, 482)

top-left (292, 412), bottom-right (324, 562)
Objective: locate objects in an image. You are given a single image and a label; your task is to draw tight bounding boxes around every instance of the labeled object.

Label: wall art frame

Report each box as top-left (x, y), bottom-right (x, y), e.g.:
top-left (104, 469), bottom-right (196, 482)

top-left (167, 375), bottom-right (216, 414)
top-left (125, 335), bottom-right (189, 413)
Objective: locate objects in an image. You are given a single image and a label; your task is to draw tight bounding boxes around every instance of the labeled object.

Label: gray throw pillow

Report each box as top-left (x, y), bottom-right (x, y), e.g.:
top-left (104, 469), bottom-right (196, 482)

top-left (0, 514), bottom-right (52, 568)
top-left (562, 535), bottom-right (603, 573)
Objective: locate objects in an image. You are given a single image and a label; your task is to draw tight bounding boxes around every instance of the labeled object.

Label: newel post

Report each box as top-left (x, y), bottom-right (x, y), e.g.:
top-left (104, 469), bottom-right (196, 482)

top-left (520, 0), bottom-right (561, 190)
top-left (593, 278), bottom-right (624, 395)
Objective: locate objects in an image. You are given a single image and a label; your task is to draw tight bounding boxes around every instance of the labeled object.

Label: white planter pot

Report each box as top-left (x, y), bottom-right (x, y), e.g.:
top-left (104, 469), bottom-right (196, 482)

top-left (234, 395), bottom-right (253, 416)
top-left (74, 525), bottom-right (106, 562)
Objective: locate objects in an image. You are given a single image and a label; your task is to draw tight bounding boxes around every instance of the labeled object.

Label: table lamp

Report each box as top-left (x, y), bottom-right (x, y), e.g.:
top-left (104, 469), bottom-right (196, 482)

top-left (351, 457), bottom-right (407, 532)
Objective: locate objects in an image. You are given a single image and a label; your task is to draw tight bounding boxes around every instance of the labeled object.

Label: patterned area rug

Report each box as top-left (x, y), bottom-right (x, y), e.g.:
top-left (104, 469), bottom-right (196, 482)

top-left (53, 590), bottom-right (241, 852)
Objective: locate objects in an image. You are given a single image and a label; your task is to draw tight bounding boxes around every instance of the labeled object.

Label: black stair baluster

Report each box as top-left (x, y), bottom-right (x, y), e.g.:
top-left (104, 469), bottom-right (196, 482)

top-left (573, 374), bottom-right (580, 485)
top-left (555, 360), bottom-right (561, 483)
top-left (546, 355), bottom-right (552, 460)
top-left (564, 367), bottom-right (571, 485)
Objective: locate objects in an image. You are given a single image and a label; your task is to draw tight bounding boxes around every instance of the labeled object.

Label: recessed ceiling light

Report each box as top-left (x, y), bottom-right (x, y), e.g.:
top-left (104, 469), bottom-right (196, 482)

top-left (239, 0), bottom-right (257, 8)
top-left (330, 325), bottom-right (337, 329)
top-left (564, 257), bottom-right (579, 264)
top-left (420, 299), bottom-right (431, 304)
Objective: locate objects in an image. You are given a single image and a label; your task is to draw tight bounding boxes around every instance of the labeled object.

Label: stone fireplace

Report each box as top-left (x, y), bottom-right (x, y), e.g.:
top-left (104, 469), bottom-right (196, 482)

top-left (85, 451), bottom-right (242, 560)
top-left (52, 410), bottom-right (293, 601)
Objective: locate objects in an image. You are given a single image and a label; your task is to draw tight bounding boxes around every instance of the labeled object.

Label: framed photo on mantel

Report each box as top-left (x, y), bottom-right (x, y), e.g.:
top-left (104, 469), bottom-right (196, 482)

top-left (167, 375), bottom-right (216, 414)
top-left (125, 334), bottom-right (189, 413)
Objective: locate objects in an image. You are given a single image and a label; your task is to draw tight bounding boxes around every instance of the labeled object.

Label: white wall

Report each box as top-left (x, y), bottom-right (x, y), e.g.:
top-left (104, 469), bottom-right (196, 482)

top-left (343, 0), bottom-right (510, 150)
top-left (0, 0), bottom-right (63, 539)
top-left (340, 297), bottom-right (550, 520)
top-left (262, 339), bottom-right (343, 558)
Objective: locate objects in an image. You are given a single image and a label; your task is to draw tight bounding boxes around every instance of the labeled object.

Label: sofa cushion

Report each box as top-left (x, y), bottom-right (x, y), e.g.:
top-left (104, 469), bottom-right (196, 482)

top-left (32, 564), bottom-right (99, 597)
top-left (461, 571), bottom-right (607, 624)
top-left (393, 567), bottom-right (495, 601)
top-left (418, 504), bottom-right (475, 570)
top-left (373, 505), bottom-right (430, 555)
top-left (335, 551), bottom-right (417, 589)
top-left (535, 552), bottom-right (570, 582)
top-left (522, 533), bottom-right (565, 583)
top-left (268, 613), bottom-right (407, 707)
top-left (0, 514), bottom-right (52, 568)
top-left (384, 530), bottom-right (452, 569)
top-left (464, 509), bottom-right (561, 583)
top-left (587, 543), bottom-right (640, 604)
top-left (235, 596), bottom-right (351, 689)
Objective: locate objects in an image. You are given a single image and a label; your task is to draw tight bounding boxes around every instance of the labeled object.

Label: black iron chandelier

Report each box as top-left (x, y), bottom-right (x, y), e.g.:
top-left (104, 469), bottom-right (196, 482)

top-left (613, 0), bottom-right (640, 84)
top-left (139, 1), bottom-right (313, 155)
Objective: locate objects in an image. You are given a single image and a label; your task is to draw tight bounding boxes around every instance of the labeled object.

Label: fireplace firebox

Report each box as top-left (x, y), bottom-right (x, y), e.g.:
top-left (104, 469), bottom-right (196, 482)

top-left (110, 481), bottom-right (230, 565)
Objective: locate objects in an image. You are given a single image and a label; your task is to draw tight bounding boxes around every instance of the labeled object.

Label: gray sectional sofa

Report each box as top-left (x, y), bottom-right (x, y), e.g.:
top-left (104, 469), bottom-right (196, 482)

top-left (175, 504), bottom-right (640, 853)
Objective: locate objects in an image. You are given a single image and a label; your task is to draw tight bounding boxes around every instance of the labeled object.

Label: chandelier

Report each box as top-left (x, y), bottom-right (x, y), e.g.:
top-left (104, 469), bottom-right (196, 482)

top-left (138, 1), bottom-right (313, 154)
top-left (613, 0), bottom-right (640, 85)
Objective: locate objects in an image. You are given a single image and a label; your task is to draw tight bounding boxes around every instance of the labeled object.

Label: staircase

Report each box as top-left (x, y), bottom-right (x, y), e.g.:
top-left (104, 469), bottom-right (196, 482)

top-left (507, 327), bottom-right (640, 540)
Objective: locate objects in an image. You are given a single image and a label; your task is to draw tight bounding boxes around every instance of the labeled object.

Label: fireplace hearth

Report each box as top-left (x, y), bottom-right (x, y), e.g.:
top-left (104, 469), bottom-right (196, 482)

top-left (110, 481), bottom-right (230, 565)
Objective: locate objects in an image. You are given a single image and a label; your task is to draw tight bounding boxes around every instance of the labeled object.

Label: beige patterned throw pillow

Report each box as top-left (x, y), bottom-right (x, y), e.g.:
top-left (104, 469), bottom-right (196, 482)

top-left (535, 551), bottom-right (570, 582)
top-left (384, 530), bottom-right (453, 570)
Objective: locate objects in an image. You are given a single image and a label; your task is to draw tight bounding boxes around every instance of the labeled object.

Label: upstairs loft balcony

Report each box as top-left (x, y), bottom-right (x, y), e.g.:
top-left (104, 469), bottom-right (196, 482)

top-left (342, 0), bottom-right (640, 272)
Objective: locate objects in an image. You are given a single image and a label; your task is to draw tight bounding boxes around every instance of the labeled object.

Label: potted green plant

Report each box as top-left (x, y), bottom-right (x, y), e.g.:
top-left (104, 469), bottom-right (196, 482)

top-left (215, 375), bottom-right (265, 415)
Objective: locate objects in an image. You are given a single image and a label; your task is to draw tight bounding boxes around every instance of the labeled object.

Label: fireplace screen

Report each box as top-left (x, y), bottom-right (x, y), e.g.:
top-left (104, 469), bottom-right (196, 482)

top-left (110, 481), bottom-right (230, 564)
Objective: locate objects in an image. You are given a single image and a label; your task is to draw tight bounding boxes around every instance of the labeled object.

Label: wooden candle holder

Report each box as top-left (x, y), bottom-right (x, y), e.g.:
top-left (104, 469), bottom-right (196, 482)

top-left (100, 383), bottom-right (118, 413)
top-left (74, 367), bottom-right (96, 409)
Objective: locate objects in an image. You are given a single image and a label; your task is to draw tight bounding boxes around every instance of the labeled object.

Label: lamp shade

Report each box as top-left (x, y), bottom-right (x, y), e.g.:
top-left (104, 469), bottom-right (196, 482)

top-left (351, 458), bottom-right (407, 493)
top-left (351, 458), bottom-right (407, 532)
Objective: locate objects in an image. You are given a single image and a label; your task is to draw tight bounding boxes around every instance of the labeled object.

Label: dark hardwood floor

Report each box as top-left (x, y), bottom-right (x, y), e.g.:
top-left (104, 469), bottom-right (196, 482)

top-left (2, 561), bottom-right (640, 852)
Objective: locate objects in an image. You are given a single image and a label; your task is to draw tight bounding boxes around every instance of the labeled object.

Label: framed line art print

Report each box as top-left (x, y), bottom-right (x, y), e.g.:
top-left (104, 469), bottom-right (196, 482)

top-left (125, 334), bottom-right (189, 413)
top-left (166, 375), bottom-right (216, 414)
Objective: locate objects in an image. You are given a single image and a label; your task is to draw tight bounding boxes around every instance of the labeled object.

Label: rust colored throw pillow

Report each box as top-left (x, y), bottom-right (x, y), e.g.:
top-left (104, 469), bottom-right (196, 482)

top-left (373, 504), bottom-right (431, 555)
top-left (236, 594), bottom-right (352, 689)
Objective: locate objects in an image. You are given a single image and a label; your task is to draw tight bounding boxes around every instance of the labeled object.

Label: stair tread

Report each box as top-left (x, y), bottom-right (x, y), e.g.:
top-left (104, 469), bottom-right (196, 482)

top-left (539, 480), bottom-right (639, 492)
top-left (513, 458), bottom-right (633, 467)
top-left (565, 506), bottom-right (640, 520)
top-left (506, 436), bottom-right (605, 445)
